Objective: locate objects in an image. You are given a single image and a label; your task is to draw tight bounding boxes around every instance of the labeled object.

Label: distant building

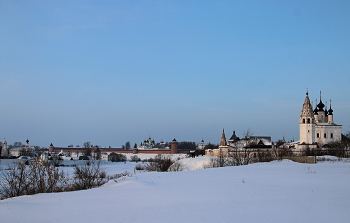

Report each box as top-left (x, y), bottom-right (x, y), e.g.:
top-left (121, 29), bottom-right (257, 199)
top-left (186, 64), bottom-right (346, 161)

top-left (100, 152), bottom-right (108, 161)
top-left (48, 138), bottom-right (183, 157)
top-left (206, 129), bottom-right (272, 157)
top-left (1, 138), bottom-right (35, 157)
top-left (197, 139), bottom-right (205, 150)
top-left (138, 136), bottom-right (155, 149)
top-left (10, 139), bottom-right (35, 157)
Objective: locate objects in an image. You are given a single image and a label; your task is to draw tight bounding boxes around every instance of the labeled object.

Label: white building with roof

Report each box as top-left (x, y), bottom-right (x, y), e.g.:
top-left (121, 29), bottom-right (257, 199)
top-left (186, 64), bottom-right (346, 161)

top-left (298, 91), bottom-right (342, 148)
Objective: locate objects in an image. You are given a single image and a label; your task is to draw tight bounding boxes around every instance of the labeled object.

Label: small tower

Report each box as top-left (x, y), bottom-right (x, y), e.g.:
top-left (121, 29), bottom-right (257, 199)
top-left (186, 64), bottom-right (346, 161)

top-left (170, 138), bottom-right (178, 154)
top-left (220, 129), bottom-right (227, 147)
top-left (49, 143), bottom-right (54, 152)
top-left (328, 100), bottom-right (334, 124)
top-left (325, 101), bottom-right (329, 123)
top-left (1, 138), bottom-right (8, 157)
top-left (316, 91), bottom-right (326, 123)
top-left (198, 138), bottom-right (205, 150)
top-left (313, 99), bottom-right (319, 124)
top-left (299, 91), bottom-right (315, 144)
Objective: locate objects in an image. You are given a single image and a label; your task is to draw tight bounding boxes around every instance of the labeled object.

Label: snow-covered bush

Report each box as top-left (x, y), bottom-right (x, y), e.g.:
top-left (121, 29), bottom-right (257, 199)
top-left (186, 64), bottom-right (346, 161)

top-left (109, 171), bottom-right (132, 183)
top-left (108, 153), bottom-right (127, 162)
top-left (0, 160), bottom-right (69, 200)
top-left (129, 155), bottom-right (141, 162)
top-left (144, 154), bottom-right (179, 172)
top-left (168, 161), bottom-right (183, 172)
top-left (72, 161), bottom-right (107, 190)
top-left (135, 163), bottom-right (146, 171)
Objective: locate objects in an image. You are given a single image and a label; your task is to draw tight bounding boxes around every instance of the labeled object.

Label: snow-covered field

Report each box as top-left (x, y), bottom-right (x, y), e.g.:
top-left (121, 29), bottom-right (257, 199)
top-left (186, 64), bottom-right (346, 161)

top-left (1, 155), bottom-right (350, 223)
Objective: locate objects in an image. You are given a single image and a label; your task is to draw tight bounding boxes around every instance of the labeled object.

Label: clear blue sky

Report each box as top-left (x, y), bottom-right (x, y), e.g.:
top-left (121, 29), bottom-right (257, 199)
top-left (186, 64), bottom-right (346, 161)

top-left (1, 0), bottom-right (349, 148)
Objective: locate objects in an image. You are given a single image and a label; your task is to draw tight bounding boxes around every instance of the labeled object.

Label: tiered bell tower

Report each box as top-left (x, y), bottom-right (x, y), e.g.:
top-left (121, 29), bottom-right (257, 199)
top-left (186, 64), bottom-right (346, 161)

top-left (1, 138), bottom-right (8, 157)
top-left (219, 129), bottom-right (227, 147)
top-left (299, 91), bottom-right (315, 144)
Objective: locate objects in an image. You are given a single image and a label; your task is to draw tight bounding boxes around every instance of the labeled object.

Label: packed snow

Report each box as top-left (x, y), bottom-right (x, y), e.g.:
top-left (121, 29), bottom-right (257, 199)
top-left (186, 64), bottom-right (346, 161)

top-left (1, 155), bottom-right (350, 223)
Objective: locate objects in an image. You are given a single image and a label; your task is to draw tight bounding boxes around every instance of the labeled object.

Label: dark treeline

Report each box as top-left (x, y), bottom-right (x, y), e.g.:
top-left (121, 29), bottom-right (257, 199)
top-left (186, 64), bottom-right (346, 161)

top-left (178, 141), bottom-right (197, 150)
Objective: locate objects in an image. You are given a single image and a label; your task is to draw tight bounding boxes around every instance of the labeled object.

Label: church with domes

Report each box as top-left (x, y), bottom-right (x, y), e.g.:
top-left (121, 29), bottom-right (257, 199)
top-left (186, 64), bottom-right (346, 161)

top-left (299, 91), bottom-right (342, 148)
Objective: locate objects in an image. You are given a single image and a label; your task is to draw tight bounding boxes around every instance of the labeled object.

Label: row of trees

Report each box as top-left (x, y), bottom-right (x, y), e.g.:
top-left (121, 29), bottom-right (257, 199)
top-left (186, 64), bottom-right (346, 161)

top-left (301, 134), bottom-right (350, 157)
top-left (120, 141), bottom-right (201, 150)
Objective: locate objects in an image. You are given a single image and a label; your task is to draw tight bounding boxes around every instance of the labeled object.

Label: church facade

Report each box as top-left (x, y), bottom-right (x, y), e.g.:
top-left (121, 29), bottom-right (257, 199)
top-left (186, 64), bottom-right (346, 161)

top-left (299, 91), bottom-right (342, 147)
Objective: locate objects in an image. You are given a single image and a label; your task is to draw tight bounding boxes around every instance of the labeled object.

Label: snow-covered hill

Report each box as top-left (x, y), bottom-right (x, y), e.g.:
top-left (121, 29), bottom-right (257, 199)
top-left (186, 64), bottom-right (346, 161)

top-left (1, 157), bottom-right (350, 223)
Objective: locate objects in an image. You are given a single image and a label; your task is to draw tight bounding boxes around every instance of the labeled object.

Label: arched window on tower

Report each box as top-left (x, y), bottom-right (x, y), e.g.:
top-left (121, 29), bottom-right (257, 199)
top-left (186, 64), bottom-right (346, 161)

top-left (331, 133), bottom-right (333, 138)
top-left (303, 119), bottom-right (305, 124)
top-left (324, 133), bottom-right (327, 138)
top-left (307, 118), bottom-right (310, 124)
top-left (317, 133), bottom-right (320, 138)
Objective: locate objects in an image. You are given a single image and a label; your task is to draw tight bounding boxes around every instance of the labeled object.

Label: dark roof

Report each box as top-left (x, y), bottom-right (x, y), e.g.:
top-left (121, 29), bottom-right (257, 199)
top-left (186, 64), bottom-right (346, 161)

top-left (246, 144), bottom-right (272, 149)
top-left (229, 131), bottom-right (239, 142)
top-left (250, 136), bottom-right (271, 141)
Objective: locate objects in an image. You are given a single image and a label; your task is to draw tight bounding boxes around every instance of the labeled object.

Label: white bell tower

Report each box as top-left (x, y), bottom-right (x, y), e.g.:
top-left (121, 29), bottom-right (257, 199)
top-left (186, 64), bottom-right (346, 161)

top-left (2, 138), bottom-right (8, 157)
top-left (299, 91), bottom-right (315, 144)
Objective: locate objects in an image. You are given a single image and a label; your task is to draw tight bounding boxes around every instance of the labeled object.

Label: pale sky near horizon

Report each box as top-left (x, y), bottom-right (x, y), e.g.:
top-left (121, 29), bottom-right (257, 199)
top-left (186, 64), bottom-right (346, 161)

top-left (1, 0), bottom-right (349, 148)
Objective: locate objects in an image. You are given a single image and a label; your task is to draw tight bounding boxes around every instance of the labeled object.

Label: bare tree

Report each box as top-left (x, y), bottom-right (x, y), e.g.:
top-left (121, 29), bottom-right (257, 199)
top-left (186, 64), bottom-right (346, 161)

top-left (94, 146), bottom-right (101, 160)
top-left (19, 148), bottom-right (33, 157)
top-left (237, 128), bottom-right (255, 164)
top-left (204, 142), bottom-right (219, 150)
top-left (49, 154), bottom-right (63, 166)
top-left (83, 148), bottom-right (91, 157)
top-left (125, 141), bottom-right (131, 150)
top-left (273, 140), bottom-right (293, 159)
top-left (243, 128), bottom-right (254, 140)
top-left (83, 142), bottom-right (91, 148)
top-left (13, 142), bottom-right (22, 147)
top-left (83, 142), bottom-right (92, 157)
top-left (327, 139), bottom-right (349, 158)
top-left (0, 161), bottom-right (30, 199)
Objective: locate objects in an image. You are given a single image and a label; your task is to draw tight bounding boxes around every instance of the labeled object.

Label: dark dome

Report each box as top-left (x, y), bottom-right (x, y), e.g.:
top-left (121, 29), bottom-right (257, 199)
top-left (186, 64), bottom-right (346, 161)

top-left (328, 107), bottom-right (333, 115)
top-left (317, 99), bottom-right (325, 111)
